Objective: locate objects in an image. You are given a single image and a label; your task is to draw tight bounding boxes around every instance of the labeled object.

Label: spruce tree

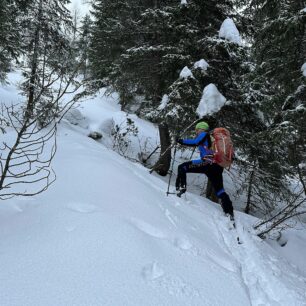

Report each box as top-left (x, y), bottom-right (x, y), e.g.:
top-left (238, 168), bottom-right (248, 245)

top-left (77, 14), bottom-right (93, 78)
top-left (138, 1), bottom-right (255, 140)
top-left (233, 0), bottom-right (306, 215)
top-left (250, 0), bottom-right (305, 118)
top-left (0, 0), bottom-right (23, 81)
top-left (245, 0), bottom-right (305, 170)
top-left (89, 0), bottom-right (141, 91)
top-left (20, 0), bottom-right (74, 125)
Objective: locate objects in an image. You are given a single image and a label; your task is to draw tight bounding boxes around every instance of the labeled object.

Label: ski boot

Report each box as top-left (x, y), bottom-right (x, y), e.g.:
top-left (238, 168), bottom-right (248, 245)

top-left (176, 187), bottom-right (186, 198)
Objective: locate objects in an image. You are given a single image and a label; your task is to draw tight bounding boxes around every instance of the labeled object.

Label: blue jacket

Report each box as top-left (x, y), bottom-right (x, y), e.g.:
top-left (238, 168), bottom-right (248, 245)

top-left (182, 132), bottom-right (214, 164)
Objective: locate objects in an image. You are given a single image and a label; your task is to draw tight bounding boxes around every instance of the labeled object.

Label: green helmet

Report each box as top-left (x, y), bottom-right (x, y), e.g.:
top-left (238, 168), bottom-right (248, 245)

top-left (195, 121), bottom-right (209, 131)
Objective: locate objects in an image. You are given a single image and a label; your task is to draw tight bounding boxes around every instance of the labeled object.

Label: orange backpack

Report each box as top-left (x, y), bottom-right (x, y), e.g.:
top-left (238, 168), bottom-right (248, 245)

top-left (211, 128), bottom-right (234, 169)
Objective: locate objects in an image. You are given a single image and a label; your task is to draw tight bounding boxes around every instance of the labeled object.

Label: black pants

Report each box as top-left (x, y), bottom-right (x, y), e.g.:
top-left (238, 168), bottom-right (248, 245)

top-left (176, 161), bottom-right (233, 214)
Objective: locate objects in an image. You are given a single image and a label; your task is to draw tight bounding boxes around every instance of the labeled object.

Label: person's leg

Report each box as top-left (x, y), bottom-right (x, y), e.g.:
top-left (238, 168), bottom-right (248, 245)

top-left (176, 161), bottom-right (192, 191)
top-left (176, 160), bottom-right (206, 192)
top-left (203, 164), bottom-right (233, 216)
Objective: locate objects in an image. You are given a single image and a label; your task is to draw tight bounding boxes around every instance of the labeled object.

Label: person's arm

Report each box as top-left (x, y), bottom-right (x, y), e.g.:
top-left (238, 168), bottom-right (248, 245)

top-left (180, 132), bottom-right (207, 147)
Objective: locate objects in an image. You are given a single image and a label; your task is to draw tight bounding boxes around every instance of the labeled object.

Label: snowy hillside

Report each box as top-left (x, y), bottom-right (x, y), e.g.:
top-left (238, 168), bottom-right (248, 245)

top-left (1, 73), bottom-right (306, 306)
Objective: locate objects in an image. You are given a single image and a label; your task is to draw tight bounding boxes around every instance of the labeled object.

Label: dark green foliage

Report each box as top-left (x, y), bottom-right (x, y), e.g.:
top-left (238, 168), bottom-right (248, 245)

top-left (231, 0), bottom-right (306, 218)
top-left (279, 85), bottom-right (306, 172)
top-left (111, 4), bottom-right (193, 106)
top-left (77, 14), bottom-right (93, 78)
top-left (18, 0), bottom-right (74, 126)
top-left (0, 0), bottom-right (23, 81)
top-left (246, 0), bottom-right (306, 170)
top-left (89, 0), bottom-right (141, 87)
top-left (198, 38), bottom-right (249, 101)
top-left (251, 0), bottom-right (305, 113)
top-left (89, 0), bottom-right (237, 113)
top-left (145, 73), bottom-right (202, 134)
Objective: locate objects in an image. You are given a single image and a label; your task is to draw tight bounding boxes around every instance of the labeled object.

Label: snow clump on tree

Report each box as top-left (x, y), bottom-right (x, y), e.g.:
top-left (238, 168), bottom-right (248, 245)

top-left (193, 59), bottom-right (209, 71)
top-left (157, 94), bottom-right (169, 110)
top-left (179, 66), bottom-right (194, 79)
top-left (219, 18), bottom-right (241, 45)
top-left (196, 84), bottom-right (226, 117)
top-left (301, 63), bottom-right (306, 77)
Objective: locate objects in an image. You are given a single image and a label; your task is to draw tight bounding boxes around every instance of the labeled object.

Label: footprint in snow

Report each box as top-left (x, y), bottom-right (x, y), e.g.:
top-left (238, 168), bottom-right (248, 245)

top-left (174, 201), bottom-right (181, 207)
top-left (174, 237), bottom-right (193, 250)
top-left (12, 204), bottom-right (24, 213)
top-left (142, 262), bottom-right (165, 281)
top-left (66, 202), bottom-right (98, 214)
top-left (132, 219), bottom-right (166, 239)
top-left (13, 198), bottom-right (39, 212)
top-left (143, 263), bottom-right (200, 298)
top-left (206, 250), bottom-right (238, 273)
top-left (65, 225), bottom-right (77, 232)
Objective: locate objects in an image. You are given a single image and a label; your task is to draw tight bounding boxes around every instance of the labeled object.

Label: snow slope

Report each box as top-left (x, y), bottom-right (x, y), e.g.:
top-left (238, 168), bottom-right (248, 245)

top-left (1, 77), bottom-right (306, 306)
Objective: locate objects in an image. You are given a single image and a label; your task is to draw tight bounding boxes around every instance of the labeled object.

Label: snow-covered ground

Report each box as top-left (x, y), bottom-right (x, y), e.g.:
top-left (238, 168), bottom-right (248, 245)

top-left (1, 73), bottom-right (306, 306)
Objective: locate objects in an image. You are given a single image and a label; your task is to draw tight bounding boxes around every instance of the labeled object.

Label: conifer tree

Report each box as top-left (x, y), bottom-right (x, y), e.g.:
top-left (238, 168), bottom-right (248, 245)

top-left (77, 14), bottom-right (93, 78)
top-left (234, 0), bottom-right (306, 215)
top-left (89, 0), bottom-right (141, 90)
top-left (116, 1), bottom-right (244, 119)
top-left (0, 0), bottom-right (82, 198)
top-left (20, 0), bottom-right (74, 125)
top-left (245, 0), bottom-right (305, 167)
top-left (250, 0), bottom-right (305, 118)
top-left (0, 0), bottom-right (23, 81)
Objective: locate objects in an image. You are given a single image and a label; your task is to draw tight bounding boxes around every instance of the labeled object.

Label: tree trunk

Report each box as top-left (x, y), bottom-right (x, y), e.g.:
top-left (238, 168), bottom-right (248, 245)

top-left (245, 166), bottom-right (255, 214)
top-left (153, 123), bottom-right (171, 176)
top-left (206, 179), bottom-right (218, 203)
top-left (26, 0), bottom-right (43, 121)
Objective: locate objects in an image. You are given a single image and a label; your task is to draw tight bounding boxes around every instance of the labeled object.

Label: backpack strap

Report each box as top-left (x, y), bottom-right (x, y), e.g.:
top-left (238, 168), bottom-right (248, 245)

top-left (198, 131), bottom-right (215, 163)
top-left (198, 130), bottom-right (212, 149)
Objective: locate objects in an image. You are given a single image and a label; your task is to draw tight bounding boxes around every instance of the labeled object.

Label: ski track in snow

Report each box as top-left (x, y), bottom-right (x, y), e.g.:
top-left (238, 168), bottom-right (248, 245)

top-left (153, 188), bottom-right (306, 306)
top-left (130, 145), bottom-right (306, 305)
top-left (132, 190), bottom-right (252, 303)
top-left (132, 218), bottom-right (167, 239)
top-left (161, 199), bottom-right (239, 273)
top-left (212, 213), bottom-right (306, 306)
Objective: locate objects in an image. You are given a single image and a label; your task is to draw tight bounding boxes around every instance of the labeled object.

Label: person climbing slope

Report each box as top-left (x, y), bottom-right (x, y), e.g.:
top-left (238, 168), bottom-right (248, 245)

top-left (175, 121), bottom-right (234, 217)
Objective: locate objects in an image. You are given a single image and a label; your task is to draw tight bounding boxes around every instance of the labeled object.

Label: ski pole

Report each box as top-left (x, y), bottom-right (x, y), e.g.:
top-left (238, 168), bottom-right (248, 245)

top-left (189, 147), bottom-right (196, 159)
top-left (142, 145), bottom-right (160, 164)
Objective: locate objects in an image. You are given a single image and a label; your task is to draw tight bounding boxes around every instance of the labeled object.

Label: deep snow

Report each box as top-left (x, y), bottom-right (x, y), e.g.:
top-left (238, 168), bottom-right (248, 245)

top-left (1, 74), bottom-right (306, 306)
